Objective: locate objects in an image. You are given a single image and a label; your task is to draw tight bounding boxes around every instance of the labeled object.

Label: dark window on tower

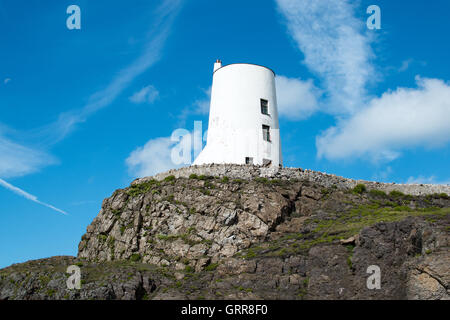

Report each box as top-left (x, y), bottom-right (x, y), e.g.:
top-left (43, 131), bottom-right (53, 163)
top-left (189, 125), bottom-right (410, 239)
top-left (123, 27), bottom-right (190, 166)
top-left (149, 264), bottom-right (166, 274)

top-left (262, 125), bottom-right (271, 142)
top-left (245, 157), bottom-right (253, 165)
top-left (260, 99), bottom-right (269, 115)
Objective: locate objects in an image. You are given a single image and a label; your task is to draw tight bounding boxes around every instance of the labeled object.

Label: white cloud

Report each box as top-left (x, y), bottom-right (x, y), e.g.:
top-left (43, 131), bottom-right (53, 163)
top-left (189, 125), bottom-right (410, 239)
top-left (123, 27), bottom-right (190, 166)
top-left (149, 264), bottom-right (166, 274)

top-left (0, 133), bottom-right (56, 178)
top-left (275, 0), bottom-right (374, 114)
top-left (129, 85), bottom-right (159, 104)
top-left (4, 78), bottom-right (11, 85)
top-left (0, 178), bottom-right (67, 215)
top-left (276, 75), bottom-right (320, 120)
top-left (126, 136), bottom-right (186, 178)
top-left (316, 77), bottom-right (450, 161)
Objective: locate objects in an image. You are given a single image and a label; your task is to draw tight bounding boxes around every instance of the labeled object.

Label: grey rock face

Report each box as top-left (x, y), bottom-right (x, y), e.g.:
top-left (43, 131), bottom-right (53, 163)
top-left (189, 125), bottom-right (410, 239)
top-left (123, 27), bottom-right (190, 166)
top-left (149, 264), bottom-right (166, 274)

top-left (77, 175), bottom-right (299, 268)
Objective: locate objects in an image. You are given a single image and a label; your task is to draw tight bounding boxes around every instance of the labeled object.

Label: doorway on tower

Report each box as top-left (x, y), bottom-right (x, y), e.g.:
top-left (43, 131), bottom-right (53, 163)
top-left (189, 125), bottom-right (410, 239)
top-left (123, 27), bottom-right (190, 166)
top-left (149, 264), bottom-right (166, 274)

top-left (245, 157), bottom-right (253, 165)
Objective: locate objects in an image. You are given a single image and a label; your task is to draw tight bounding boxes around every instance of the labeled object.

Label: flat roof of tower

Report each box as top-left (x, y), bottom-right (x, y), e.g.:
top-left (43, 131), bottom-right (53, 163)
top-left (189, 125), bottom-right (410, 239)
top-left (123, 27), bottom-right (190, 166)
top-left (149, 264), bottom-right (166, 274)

top-left (213, 63), bottom-right (276, 76)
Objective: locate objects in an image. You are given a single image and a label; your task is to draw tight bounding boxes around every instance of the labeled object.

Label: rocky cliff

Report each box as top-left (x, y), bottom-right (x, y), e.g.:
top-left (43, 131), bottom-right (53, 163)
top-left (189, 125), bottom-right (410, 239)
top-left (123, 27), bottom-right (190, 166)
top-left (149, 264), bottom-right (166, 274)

top-left (1, 165), bottom-right (449, 300)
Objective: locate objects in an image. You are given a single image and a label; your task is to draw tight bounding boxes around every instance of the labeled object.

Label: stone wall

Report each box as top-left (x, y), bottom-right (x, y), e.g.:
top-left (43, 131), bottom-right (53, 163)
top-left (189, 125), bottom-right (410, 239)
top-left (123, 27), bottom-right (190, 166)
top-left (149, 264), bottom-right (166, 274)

top-left (132, 164), bottom-right (450, 196)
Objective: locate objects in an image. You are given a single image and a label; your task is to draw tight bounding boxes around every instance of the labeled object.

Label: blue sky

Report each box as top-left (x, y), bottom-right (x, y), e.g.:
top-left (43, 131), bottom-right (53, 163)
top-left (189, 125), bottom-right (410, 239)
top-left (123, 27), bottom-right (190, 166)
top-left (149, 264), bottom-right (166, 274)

top-left (1, 0), bottom-right (449, 268)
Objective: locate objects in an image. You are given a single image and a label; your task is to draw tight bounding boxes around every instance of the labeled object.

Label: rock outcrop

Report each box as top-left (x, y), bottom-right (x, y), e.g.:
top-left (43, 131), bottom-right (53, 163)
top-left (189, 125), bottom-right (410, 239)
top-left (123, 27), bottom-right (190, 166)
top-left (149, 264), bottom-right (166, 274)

top-left (1, 165), bottom-right (449, 300)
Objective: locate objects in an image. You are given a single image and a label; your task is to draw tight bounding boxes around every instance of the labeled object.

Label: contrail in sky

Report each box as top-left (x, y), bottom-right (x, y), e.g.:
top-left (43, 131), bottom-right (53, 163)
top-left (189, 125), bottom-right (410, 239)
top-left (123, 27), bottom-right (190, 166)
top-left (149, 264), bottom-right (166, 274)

top-left (0, 178), bottom-right (68, 215)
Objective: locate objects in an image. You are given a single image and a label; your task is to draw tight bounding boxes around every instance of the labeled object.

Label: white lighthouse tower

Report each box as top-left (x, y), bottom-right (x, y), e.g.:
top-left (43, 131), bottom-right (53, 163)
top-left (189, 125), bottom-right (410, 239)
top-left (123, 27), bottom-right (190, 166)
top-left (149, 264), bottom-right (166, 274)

top-left (193, 60), bottom-right (282, 167)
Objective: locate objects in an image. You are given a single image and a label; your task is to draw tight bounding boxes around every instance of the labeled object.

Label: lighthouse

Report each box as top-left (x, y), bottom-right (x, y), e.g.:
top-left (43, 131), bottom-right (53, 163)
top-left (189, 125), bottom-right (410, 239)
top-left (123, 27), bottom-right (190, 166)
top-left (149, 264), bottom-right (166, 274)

top-left (193, 60), bottom-right (282, 167)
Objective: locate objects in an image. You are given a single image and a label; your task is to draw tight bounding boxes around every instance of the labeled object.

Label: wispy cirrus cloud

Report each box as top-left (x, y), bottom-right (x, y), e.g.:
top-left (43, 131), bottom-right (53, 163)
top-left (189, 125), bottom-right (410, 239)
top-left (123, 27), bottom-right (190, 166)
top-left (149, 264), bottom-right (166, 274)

top-left (129, 85), bottom-right (159, 104)
top-left (0, 133), bottom-right (56, 179)
top-left (275, 0), bottom-right (374, 115)
top-left (32, 0), bottom-right (183, 146)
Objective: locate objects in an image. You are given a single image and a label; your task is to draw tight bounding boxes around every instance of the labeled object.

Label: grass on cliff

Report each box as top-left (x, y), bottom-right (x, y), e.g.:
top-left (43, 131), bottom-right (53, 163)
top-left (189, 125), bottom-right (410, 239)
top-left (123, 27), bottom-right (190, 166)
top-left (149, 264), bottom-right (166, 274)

top-left (309, 204), bottom-right (449, 238)
top-left (127, 179), bottom-right (161, 197)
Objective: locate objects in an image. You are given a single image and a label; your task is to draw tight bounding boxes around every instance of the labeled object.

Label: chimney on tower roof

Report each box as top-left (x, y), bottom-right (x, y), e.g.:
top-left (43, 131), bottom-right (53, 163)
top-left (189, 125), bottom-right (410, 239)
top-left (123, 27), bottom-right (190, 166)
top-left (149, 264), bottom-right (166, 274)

top-left (213, 59), bottom-right (222, 72)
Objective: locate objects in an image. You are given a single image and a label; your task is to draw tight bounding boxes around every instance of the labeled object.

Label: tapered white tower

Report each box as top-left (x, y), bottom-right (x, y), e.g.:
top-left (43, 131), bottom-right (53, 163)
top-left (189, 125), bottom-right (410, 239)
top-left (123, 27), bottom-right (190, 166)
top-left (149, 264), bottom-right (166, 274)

top-left (193, 60), bottom-right (282, 167)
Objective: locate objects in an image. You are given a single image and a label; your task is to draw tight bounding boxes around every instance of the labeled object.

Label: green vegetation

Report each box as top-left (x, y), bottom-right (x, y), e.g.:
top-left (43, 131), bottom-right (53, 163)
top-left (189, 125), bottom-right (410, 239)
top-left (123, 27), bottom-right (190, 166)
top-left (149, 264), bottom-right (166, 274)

top-left (426, 193), bottom-right (449, 200)
top-left (197, 175), bottom-right (214, 180)
top-left (127, 179), bottom-right (160, 197)
top-left (204, 263), bottom-right (219, 271)
top-left (97, 234), bottom-right (107, 243)
top-left (254, 177), bottom-right (269, 184)
top-left (237, 204), bottom-right (449, 260)
top-left (200, 189), bottom-right (211, 196)
top-left (389, 190), bottom-right (405, 197)
top-left (352, 184), bottom-right (366, 194)
top-left (164, 175), bottom-right (176, 182)
top-left (243, 248), bottom-right (257, 259)
top-left (388, 190), bottom-right (413, 200)
top-left (184, 265), bottom-right (194, 273)
top-left (111, 209), bottom-right (122, 218)
top-left (157, 234), bottom-right (175, 241)
top-left (46, 289), bottom-right (56, 297)
top-left (130, 253), bottom-right (141, 262)
top-left (309, 205), bottom-right (448, 241)
top-left (39, 275), bottom-right (51, 286)
top-left (187, 226), bottom-right (197, 234)
top-left (221, 176), bottom-right (229, 183)
top-left (345, 244), bottom-right (355, 270)
top-left (189, 173), bottom-right (198, 179)
top-left (369, 189), bottom-right (387, 197)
